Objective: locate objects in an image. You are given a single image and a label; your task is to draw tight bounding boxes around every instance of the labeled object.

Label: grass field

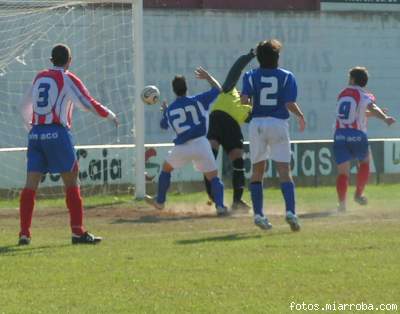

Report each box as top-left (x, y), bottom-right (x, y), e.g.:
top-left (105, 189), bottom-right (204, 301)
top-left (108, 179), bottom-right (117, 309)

top-left (0, 185), bottom-right (399, 313)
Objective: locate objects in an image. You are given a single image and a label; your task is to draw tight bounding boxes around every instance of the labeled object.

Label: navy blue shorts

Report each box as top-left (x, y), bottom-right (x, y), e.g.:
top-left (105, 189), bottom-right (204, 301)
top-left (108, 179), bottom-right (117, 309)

top-left (333, 129), bottom-right (369, 165)
top-left (27, 125), bottom-right (77, 174)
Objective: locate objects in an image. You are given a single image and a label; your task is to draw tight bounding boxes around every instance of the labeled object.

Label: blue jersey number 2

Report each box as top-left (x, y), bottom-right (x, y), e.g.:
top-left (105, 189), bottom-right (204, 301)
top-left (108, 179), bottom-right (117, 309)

top-left (260, 76), bottom-right (278, 106)
top-left (37, 83), bottom-right (51, 108)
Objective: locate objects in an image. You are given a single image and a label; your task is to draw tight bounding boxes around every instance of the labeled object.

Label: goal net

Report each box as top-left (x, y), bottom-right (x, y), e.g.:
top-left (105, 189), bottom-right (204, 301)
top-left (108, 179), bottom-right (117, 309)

top-left (0, 0), bottom-right (144, 200)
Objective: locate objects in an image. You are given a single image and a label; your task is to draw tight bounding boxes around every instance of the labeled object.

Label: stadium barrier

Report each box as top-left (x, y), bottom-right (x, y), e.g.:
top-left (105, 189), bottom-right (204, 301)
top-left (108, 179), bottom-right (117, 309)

top-left (223, 139), bottom-right (400, 187)
top-left (0, 139), bottom-right (399, 196)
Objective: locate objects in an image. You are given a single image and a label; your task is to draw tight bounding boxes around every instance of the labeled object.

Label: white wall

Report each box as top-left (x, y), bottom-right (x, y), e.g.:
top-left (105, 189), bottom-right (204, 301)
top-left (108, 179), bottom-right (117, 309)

top-left (144, 10), bottom-right (400, 142)
top-left (0, 6), bottom-right (399, 149)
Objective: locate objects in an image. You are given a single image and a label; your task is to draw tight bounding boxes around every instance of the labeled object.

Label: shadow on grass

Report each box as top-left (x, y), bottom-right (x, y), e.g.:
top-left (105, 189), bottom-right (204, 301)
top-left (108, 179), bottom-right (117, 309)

top-left (176, 233), bottom-right (262, 245)
top-left (85, 201), bottom-right (128, 210)
top-left (299, 210), bottom-right (338, 219)
top-left (111, 214), bottom-right (215, 224)
top-left (0, 244), bottom-right (70, 256)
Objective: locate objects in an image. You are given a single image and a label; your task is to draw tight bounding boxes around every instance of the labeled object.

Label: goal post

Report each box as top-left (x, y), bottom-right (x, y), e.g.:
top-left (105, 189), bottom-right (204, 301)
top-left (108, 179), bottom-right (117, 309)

top-left (132, 0), bottom-right (145, 199)
top-left (0, 0), bottom-right (146, 200)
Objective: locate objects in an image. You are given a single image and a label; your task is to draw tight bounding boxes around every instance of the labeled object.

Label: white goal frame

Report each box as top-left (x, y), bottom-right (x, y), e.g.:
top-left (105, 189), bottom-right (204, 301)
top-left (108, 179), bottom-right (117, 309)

top-left (132, 0), bottom-right (145, 199)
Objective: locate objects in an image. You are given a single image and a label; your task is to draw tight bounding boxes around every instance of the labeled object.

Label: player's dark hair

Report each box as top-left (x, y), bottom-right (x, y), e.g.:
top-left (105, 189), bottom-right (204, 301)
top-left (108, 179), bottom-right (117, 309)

top-left (256, 39), bottom-right (282, 69)
top-left (349, 66), bottom-right (368, 87)
top-left (172, 75), bottom-right (187, 96)
top-left (51, 44), bottom-right (71, 67)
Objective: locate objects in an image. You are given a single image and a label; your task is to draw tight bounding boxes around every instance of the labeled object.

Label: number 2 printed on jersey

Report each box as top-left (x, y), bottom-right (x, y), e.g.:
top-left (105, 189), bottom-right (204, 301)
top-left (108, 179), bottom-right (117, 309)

top-left (260, 76), bottom-right (278, 106)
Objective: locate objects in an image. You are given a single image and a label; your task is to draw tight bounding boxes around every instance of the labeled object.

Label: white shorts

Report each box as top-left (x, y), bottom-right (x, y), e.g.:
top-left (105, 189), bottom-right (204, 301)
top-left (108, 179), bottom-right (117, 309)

top-left (249, 117), bottom-right (291, 164)
top-left (166, 137), bottom-right (217, 173)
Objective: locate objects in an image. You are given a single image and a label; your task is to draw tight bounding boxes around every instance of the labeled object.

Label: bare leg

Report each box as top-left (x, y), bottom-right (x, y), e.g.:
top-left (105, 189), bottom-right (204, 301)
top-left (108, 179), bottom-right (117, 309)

top-left (336, 161), bottom-right (350, 211)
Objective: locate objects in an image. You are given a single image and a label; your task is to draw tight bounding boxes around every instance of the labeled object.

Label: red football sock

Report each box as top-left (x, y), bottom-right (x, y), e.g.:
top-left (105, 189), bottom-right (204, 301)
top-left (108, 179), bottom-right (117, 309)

top-left (19, 188), bottom-right (36, 237)
top-left (66, 186), bottom-right (85, 236)
top-left (356, 162), bottom-right (370, 197)
top-left (336, 174), bottom-right (348, 202)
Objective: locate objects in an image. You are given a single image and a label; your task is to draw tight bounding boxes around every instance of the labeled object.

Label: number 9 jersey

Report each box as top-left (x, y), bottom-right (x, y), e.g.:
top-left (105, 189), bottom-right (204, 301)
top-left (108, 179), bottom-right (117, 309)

top-left (335, 86), bottom-right (376, 134)
top-left (333, 86), bottom-right (375, 165)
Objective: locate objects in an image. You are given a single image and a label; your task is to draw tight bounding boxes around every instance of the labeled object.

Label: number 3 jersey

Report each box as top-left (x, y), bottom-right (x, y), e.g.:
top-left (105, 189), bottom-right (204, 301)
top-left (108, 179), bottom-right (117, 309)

top-left (241, 67), bottom-right (297, 119)
top-left (160, 87), bottom-right (220, 145)
top-left (21, 66), bottom-right (116, 129)
top-left (335, 86), bottom-right (376, 134)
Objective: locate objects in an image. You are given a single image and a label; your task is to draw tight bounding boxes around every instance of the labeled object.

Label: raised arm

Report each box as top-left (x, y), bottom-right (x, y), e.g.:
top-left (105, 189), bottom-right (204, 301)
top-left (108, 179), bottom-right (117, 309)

top-left (367, 103), bottom-right (396, 126)
top-left (195, 67), bottom-right (221, 91)
top-left (222, 49), bottom-right (256, 93)
top-left (66, 72), bottom-right (118, 126)
top-left (160, 101), bottom-right (169, 130)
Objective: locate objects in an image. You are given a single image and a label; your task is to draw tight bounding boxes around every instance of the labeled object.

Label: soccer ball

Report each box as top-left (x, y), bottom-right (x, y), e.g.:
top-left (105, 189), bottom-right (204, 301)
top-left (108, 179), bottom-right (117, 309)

top-left (141, 85), bottom-right (160, 105)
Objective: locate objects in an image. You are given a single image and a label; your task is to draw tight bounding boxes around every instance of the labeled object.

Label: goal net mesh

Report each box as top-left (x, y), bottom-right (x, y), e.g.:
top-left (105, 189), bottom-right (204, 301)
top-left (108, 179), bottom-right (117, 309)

top-left (0, 1), bottom-right (137, 199)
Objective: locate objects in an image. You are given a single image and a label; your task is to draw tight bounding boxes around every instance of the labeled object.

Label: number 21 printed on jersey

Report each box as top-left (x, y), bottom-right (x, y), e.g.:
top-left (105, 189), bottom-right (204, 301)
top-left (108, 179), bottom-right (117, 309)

top-left (170, 104), bottom-right (205, 134)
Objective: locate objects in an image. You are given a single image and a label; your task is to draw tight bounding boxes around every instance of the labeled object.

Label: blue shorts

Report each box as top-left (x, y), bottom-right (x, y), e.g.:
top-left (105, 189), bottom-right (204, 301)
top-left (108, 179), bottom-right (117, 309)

top-left (333, 129), bottom-right (369, 165)
top-left (27, 125), bottom-right (77, 174)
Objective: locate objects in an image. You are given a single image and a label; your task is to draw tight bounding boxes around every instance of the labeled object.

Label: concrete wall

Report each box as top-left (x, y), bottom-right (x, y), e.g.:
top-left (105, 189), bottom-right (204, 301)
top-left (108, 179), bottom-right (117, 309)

top-left (144, 9), bottom-right (400, 143)
top-left (0, 5), bottom-right (399, 149)
top-left (144, 0), bottom-right (320, 10)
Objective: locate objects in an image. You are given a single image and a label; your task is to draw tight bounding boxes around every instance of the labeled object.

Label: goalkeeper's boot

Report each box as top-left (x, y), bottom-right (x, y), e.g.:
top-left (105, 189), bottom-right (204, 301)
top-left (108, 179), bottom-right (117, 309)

top-left (18, 235), bottom-right (31, 246)
top-left (216, 206), bottom-right (229, 217)
top-left (232, 200), bottom-right (251, 211)
top-left (354, 194), bottom-right (368, 206)
top-left (337, 201), bottom-right (347, 213)
top-left (72, 232), bottom-right (102, 245)
top-left (285, 211), bottom-right (301, 232)
top-left (254, 215), bottom-right (272, 230)
top-left (144, 195), bottom-right (165, 210)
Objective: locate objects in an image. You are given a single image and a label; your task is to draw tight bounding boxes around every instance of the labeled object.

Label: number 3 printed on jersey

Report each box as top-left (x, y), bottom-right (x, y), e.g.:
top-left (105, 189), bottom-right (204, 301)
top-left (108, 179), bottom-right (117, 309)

top-left (260, 76), bottom-right (278, 106)
top-left (33, 79), bottom-right (57, 115)
top-left (37, 83), bottom-right (51, 108)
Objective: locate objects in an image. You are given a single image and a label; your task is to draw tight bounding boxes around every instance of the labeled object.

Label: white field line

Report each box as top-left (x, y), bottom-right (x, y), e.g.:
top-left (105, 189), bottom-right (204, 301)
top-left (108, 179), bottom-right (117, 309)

top-left (1, 138), bottom-right (399, 153)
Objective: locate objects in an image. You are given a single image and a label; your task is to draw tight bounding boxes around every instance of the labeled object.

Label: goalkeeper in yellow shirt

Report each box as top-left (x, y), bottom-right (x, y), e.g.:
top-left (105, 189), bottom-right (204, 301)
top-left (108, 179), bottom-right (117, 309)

top-left (204, 50), bottom-right (255, 210)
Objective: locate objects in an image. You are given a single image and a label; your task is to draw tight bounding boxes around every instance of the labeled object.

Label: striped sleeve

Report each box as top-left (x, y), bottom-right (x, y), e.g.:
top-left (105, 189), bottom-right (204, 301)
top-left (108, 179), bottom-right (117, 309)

top-left (66, 71), bottom-right (115, 119)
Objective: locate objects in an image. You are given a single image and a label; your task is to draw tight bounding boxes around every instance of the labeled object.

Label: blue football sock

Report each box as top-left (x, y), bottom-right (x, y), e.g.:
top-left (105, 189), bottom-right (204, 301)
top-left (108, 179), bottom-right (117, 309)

top-left (250, 182), bottom-right (263, 216)
top-left (281, 181), bottom-right (296, 214)
top-left (210, 177), bottom-right (224, 208)
top-left (156, 171), bottom-right (171, 204)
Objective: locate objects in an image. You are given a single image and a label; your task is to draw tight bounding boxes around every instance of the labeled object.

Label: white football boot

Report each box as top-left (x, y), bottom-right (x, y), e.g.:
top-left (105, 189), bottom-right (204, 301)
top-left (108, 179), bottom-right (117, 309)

top-left (285, 211), bottom-right (301, 232)
top-left (254, 214), bottom-right (272, 230)
top-left (144, 195), bottom-right (165, 210)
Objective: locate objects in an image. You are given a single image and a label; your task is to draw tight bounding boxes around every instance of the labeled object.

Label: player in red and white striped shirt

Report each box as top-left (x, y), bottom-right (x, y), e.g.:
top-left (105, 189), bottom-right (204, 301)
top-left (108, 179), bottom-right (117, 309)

top-left (18, 44), bottom-right (118, 245)
top-left (333, 67), bottom-right (395, 212)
